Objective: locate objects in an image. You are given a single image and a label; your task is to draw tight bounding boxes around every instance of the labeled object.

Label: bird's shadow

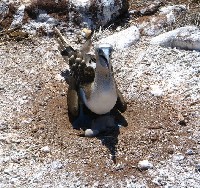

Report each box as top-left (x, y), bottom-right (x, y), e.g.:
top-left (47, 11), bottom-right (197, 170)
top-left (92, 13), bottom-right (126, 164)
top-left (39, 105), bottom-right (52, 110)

top-left (79, 108), bottom-right (128, 164)
top-left (98, 109), bottom-right (127, 164)
top-left (97, 127), bottom-right (120, 164)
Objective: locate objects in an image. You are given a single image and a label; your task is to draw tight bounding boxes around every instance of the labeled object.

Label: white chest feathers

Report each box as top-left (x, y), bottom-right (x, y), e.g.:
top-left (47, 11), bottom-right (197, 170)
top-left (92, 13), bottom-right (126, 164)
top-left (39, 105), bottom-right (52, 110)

top-left (80, 82), bottom-right (118, 115)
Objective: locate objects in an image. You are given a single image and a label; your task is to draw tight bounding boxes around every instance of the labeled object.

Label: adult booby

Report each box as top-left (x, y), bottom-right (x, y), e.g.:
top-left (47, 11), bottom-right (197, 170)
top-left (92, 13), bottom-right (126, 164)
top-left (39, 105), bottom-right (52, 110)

top-left (55, 28), bottom-right (127, 128)
top-left (80, 43), bottom-right (117, 115)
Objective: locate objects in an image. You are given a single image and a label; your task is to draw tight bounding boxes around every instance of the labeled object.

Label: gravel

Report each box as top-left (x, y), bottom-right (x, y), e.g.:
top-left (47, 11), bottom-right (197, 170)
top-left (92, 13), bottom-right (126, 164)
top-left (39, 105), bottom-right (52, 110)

top-left (0, 0), bottom-right (200, 187)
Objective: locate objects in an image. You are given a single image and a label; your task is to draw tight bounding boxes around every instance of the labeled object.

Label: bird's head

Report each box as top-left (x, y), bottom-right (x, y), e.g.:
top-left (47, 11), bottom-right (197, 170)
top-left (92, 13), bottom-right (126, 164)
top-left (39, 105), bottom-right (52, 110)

top-left (95, 43), bottom-right (113, 72)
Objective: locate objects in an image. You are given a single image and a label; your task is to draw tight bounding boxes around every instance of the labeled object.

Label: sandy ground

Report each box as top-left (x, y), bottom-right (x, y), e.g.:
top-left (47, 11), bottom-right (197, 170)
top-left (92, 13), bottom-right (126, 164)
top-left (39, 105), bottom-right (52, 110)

top-left (0, 0), bottom-right (200, 187)
top-left (0, 32), bottom-right (199, 187)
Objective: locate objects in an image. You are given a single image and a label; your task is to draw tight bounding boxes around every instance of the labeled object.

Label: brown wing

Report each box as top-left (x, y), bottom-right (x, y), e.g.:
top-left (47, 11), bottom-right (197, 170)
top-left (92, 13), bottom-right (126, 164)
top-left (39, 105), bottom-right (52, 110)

top-left (67, 76), bottom-right (79, 117)
top-left (55, 27), bottom-right (95, 116)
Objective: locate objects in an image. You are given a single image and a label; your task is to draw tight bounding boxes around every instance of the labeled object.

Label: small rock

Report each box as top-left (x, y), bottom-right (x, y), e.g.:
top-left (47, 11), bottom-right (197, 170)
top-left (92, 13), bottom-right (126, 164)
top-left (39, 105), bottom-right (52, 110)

top-left (11, 138), bottom-right (21, 144)
top-left (172, 154), bottom-right (185, 162)
top-left (10, 177), bottom-right (18, 184)
top-left (11, 157), bottom-right (21, 164)
top-left (3, 156), bottom-right (10, 163)
top-left (138, 160), bottom-right (153, 170)
top-left (0, 122), bottom-right (8, 130)
top-left (4, 168), bottom-right (12, 175)
top-left (116, 26), bottom-right (121, 32)
top-left (151, 26), bottom-right (200, 51)
top-left (98, 25), bottom-right (140, 50)
top-left (51, 160), bottom-right (63, 170)
top-left (195, 164), bottom-right (200, 172)
top-left (22, 95), bottom-right (28, 100)
top-left (167, 147), bottom-right (174, 154)
top-left (0, 136), bottom-right (10, 143)
top-left (115, 163), bottom-right (124, 171)
top-left (85, 129), bottom-right (99, 137)
top-left (140, 1), bottom-right (163, 16)
top-left (32, 124), bottom-right (45, 133)
top-left (10, 5), bottom-right (25, 29)
top-left (152, 177), bottom-right (167, 186)
top-left (129, 9), bottom-right (140, 16)
top-left (150, 85), bottom-right (163, 96)
top-left (178, 112), bottom-right (187, 126)
top-left (40, 146), bottom-right (50, 153)
top-left (159, 5), bottom-right (186, 15)
top-left (21, 118), bottom-right (32, 124)
top-left (186, 149), bottom-right (195, 155)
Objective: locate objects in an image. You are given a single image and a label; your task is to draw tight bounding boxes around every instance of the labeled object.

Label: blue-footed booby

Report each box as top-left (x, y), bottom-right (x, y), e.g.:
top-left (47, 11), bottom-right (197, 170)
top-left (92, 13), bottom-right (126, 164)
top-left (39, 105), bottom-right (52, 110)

top-left (54, 27), bottom-right (127, 129)
top-left (80, 43), bottom-right (118, 115)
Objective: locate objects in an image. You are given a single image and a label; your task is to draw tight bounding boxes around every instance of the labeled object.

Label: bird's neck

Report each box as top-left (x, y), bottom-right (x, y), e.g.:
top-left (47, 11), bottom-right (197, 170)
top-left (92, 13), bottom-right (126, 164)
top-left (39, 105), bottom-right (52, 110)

top-left (94, 69), bottom-right (115, 91)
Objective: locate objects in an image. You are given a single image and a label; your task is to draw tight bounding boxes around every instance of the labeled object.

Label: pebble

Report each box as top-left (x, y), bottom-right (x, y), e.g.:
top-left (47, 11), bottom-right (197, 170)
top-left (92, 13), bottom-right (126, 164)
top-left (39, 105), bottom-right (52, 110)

top-left (0, 136), bottom-right (10, 143)
top-left (11, 138), bottom-right (21, 144)
top-left (11, 156), bottom-right (21, 164)
top-left (115, 163), bottom-right (125, 171)
top-left (0, 2), bottom-right (200, 187)
top-left (10, 177), bottom-right (18, 184)
top-left (150, 85), bottom-right (163, 96)
top-left (195, 164), bottom-right (200, 172)
top-left (4, 168), bottom-right (12, 175)
top-left (186, 149), bottom-right (195, 155)
top-left (152, 177), bottom-right (164, 186)
top-left (22, 96), bottom-right (28, 100)
top-left (0, 122), bottom-right (8, 130)
top-left (21, 118), bottom-right (33, 124)
top-left (51, 161), bottom-right (63, 170)
top-left (138, 160), bottom-right (153, 170)
top-left (98, 25), bottom-right (140, 50)
top-left (172, 154), bottom-right (185, 162)
top-left (32, 124), bottom-right (45, 133)
top-left (40, 146), bottom-right (50, 153)
top-left (3, 157), bottom-right (10, 163)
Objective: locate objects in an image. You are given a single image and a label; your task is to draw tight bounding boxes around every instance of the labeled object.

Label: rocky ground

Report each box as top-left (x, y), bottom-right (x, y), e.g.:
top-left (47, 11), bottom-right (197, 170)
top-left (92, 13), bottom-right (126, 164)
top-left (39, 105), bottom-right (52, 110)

top-left (0, 0), bottom-right (200, 187)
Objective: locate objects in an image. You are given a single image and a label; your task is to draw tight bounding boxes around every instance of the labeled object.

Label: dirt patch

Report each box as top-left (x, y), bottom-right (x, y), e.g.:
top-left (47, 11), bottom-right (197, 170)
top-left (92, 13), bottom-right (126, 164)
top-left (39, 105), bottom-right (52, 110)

top-left (22, 77), bottom-right (195, 185)
top-left (1, 30), bottom-right (199, 186)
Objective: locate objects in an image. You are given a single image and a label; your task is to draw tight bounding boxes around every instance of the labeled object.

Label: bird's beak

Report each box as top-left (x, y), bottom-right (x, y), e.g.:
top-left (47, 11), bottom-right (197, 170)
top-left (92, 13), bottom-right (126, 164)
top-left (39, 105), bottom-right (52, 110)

top-left (95, 44), bottom-right (113, 70)
top-left (99, 48), bottom-right (112, 69)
